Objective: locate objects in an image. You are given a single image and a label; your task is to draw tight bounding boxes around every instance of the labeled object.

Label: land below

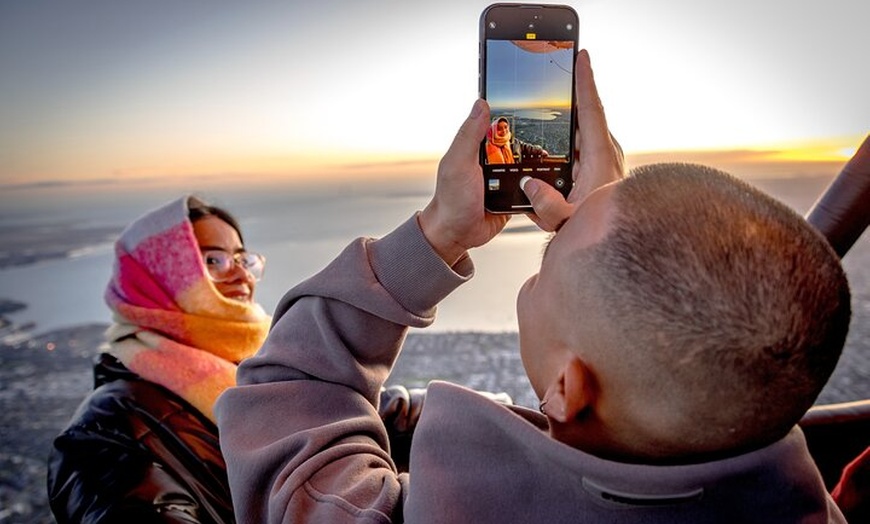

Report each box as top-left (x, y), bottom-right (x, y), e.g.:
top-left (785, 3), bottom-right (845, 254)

top-left (1, 310), bottom-right (867, 522)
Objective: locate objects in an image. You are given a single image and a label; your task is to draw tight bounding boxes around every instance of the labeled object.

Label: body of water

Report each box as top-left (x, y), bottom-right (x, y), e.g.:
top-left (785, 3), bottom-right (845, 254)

top-left (0, 179), bottom-right (550, 334)
top-left (1, 174), bottom-right (867, 340)
top-left (1, 174), bottom-right (868, 404)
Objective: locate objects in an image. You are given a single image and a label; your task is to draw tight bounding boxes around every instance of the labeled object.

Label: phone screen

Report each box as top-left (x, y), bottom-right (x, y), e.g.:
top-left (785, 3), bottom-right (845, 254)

top-left (479, 4), bottom-right (578, 213)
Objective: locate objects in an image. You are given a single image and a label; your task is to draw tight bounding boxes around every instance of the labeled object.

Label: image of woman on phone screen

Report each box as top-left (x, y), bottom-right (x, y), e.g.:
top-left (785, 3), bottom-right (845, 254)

top-left (485, 116), bottom-right (549, 164)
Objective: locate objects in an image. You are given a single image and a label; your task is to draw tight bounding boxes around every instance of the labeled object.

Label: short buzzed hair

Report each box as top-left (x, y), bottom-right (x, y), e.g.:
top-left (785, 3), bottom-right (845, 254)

top-left (579, 163), bottom-right (850, 448)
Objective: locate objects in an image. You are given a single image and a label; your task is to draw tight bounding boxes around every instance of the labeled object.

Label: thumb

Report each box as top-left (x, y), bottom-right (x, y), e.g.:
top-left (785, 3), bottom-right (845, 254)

top-left (521, 176), bottom-right (573, 232)
top-left (443, 99), bottom-right (489, 165)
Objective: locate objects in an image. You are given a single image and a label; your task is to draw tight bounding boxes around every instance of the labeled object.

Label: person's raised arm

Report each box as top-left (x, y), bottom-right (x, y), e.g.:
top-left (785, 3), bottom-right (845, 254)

top-left (215, 100), bottom-right (507, 524)
top-left (521, 49), bottom-right (625, 231)
top-left (419, 99), bottom-right (510, 266)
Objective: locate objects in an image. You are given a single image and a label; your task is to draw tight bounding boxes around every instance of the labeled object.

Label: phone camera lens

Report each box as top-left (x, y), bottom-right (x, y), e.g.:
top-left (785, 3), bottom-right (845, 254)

top-left (488, 21), bottom-right (496, 29)
top-left (566, 23), bottom-right (573, 30)
top-left (528, 23), bottom-right (535, 29)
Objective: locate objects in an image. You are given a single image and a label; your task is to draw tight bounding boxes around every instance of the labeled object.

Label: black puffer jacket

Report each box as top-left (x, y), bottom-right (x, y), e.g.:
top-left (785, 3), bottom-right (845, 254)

top-left (47, 353), bottom-right (236, 523)
top-left (47, 353), bottom-right (436, 523)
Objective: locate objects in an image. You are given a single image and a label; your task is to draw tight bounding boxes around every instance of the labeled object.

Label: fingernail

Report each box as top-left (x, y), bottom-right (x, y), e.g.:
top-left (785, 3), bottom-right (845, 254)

top-left (469, 99), bottom-right (484, 118)
top-left (520, 176), bottom-right (537, 196)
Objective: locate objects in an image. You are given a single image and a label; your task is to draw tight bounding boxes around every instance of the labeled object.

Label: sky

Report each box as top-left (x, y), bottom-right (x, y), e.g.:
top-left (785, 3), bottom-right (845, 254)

top-left (1, 0), bottom-right (867, 189)
top-left (487, 41), bottom-right (574, 109)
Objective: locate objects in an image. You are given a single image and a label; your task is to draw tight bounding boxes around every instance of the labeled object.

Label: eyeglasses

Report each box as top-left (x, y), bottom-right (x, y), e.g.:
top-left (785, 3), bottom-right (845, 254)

top-left (201, 250), bottom-right (265, 283)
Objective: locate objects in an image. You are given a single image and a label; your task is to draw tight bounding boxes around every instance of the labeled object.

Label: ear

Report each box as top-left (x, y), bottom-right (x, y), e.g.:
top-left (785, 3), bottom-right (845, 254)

top-left (541, 357), bottom-right (595, 423)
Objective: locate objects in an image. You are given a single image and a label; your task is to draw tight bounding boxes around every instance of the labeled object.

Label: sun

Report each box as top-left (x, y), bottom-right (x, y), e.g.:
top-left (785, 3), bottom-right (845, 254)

top-left (760, 138), bottom-right (862, 163)
top-left (837, 147), bottom-right (858, 159)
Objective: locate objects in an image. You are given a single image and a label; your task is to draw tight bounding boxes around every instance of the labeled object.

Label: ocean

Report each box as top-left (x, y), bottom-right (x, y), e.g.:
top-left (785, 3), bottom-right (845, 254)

top-left (0, 178), bottom-right (552, 334)
top-left (1, 174), bottom-right (868, 341)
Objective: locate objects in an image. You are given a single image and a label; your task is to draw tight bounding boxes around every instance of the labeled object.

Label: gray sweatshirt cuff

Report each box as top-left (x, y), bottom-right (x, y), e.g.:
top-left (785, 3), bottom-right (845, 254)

top-left (368, 214), bottom-right (474, 316)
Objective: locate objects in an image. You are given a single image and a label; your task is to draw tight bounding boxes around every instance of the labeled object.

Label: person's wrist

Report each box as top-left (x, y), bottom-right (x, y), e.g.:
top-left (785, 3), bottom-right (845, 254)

top-left (418, 206), bottom-right (467, 267)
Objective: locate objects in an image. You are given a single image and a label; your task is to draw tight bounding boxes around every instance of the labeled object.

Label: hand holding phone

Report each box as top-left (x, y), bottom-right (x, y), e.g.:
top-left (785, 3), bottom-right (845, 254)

top-left (420, 99), bottom-right (511, 266)
top-left (522, 49), bottom-right (626, 232)
top-left (479, 3), bottom-right (579, 214)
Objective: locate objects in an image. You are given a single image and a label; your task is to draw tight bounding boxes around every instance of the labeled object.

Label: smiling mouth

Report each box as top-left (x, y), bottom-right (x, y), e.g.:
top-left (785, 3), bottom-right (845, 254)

top-left (222, 287), bottom-right (252, 302)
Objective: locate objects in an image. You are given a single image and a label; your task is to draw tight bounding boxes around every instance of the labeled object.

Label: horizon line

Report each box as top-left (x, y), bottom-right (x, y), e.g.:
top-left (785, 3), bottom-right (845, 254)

top-left (1, 145), bottom-right (860, 192)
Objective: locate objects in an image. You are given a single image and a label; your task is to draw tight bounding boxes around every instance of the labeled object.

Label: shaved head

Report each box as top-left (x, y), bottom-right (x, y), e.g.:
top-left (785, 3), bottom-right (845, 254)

top-left (564, 163), bottom-right (850, 456)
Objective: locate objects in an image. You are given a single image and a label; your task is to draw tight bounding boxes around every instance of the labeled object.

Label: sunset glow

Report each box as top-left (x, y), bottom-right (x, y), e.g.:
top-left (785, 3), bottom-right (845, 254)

top-left (0, 0), bottom-right (866, 190)
top-left (760, 141), bottom-right (861, 163)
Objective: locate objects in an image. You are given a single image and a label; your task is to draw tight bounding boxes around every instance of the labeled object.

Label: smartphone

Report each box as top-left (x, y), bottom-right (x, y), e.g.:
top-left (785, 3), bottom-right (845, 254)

top-left (479, 3), bottom-right (578, 214)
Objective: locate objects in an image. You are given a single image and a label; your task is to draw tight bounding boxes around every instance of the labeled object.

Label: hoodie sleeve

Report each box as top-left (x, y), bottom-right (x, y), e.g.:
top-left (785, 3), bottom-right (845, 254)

top-left (215, 214), bottom-right (472, 524)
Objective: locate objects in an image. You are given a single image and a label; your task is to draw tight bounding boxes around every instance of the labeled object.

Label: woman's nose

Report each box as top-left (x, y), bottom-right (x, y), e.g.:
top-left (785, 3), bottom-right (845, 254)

top-left (225, 261), bottom-right (255, 285)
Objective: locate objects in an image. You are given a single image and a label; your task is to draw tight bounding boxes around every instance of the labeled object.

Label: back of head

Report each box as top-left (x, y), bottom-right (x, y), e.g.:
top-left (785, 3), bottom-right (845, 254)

top-left (580, 163), bottom-right (850, 455)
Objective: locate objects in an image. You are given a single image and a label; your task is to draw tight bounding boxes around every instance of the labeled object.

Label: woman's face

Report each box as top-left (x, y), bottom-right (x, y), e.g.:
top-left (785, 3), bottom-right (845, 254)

top-left (192, 215), bottom-right (256, 302)
top-left (497, 120), bottom-right (510, 137)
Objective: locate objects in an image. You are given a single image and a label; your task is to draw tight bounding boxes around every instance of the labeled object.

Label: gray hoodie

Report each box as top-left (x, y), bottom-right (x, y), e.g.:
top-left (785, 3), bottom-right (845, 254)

top-left (215, 215), bottom-right (844, 523)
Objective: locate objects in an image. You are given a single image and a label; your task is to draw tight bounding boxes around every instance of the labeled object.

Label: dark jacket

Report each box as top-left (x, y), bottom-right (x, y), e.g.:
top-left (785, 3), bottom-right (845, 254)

top-left (47, 353), bottom-right (235, 523)
top-left (47, 353), bottom-right (429, 523)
